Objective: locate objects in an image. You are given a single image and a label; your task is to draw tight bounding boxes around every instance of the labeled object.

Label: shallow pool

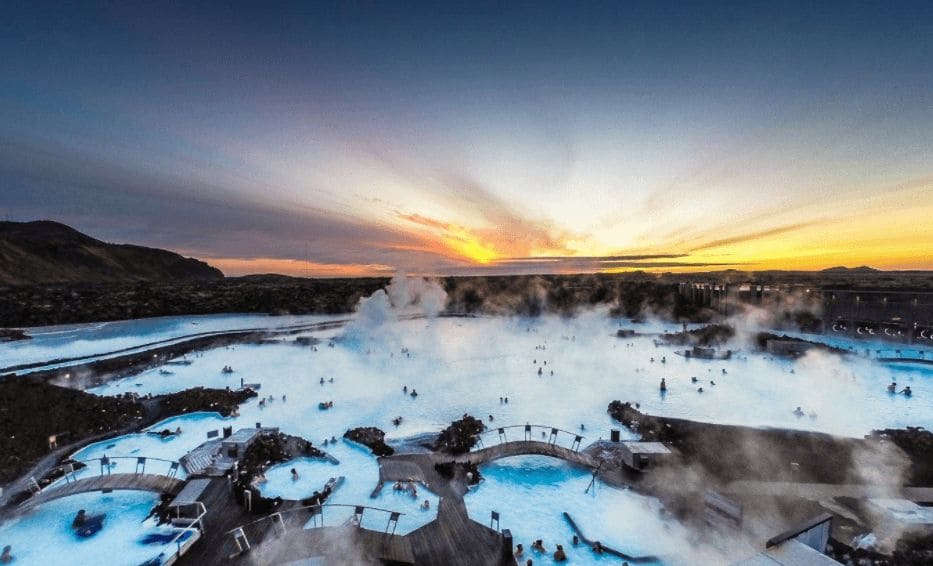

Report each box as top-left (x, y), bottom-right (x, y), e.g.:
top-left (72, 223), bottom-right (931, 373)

top-left (8, 313), bottom-right (932, 563)
top-left (42, 412), bottom-right (235, 489)
top-left (465, 455), bottom-right (742, 566)
top-left (0, 491), bottom-right (188, 566)
top-left (258, 440), bottom-right (438, 535)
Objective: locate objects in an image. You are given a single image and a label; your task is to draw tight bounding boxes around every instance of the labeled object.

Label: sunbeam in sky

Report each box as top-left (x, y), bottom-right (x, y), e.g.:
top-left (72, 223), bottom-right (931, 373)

top-left (1, 1), bottom-right (930, 275)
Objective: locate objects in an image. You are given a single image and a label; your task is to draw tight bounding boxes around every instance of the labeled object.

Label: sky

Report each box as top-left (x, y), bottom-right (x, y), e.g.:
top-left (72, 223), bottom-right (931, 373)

top-left (1, 1), bottom-right (931, 276)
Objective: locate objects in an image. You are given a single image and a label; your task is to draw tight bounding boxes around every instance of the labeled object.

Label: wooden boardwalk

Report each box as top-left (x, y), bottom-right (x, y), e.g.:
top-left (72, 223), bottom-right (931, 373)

top-left (18, 473), bottom-right (184, 511)
top-left (453, 441), bottom-right (598, 468)
top-left (239, 525), bottom-right (417, 565)
top-left (408, 497), bottom-right (515, 566)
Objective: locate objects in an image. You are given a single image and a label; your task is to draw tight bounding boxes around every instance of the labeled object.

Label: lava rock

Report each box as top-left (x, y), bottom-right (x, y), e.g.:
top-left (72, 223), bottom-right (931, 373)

top-left (344, 427), bottom-right (394, 456)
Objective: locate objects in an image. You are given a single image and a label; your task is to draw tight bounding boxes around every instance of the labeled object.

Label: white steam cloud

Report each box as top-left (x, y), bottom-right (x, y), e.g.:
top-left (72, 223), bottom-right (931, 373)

top-left (346, 272), bottom-right (448, 336)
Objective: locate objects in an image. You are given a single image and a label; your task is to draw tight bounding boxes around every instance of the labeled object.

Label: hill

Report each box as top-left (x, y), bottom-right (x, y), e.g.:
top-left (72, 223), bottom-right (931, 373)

top-left (0, 220), bottom-right (223, 285)
top-left (821, 266), bottom-right (880, 273)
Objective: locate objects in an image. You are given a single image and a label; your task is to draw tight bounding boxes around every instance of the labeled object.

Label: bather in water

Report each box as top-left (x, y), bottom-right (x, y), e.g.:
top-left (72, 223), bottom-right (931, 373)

top-left (71, 509), bottom-right (105, 538)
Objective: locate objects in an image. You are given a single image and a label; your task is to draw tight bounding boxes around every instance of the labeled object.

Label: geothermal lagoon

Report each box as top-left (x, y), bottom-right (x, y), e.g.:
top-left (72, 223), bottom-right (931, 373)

top-left (1, 310), bottom-right (930, 565)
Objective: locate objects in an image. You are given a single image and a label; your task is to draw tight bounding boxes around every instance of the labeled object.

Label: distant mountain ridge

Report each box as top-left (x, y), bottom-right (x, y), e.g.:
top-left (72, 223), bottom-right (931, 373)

top-left (821, 266), bottom-right (879, 273)
top-left (0, 220), bottom-right (223, 285)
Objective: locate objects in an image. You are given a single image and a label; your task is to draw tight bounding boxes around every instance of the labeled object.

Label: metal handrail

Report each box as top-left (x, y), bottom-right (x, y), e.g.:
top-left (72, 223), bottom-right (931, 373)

top-left (52, 456), bottom-right (181, 483)
top-left (73, 455), bottom-right (180, 466)
top-left (225, 503), bottom-right (405, 536)
top-left (475, 424), bottom-right (585, 439)
top-left (166, 501), bottom-right (207, 558)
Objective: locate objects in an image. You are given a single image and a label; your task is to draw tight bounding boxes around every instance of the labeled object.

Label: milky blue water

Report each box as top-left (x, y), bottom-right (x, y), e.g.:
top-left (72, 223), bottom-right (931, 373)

top-left (465, 455), bottom-right (741, 566)
top-left (0, 491), bottom-right (188, 566)
top-left (86, 315), bottom-right (933, 438)
top-left (256, 440), bottom-right (438, 535)
top-left (0, 313), bottom-right (342, 371)
top-left (2, 313), bottom-right (929, 564)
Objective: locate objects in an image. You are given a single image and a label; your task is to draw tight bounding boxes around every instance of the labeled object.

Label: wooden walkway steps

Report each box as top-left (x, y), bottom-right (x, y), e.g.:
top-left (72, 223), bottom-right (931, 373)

top-left (19, 473), bottom-right (184, 511)
top-left (181, 449), bottom-right (218, 476)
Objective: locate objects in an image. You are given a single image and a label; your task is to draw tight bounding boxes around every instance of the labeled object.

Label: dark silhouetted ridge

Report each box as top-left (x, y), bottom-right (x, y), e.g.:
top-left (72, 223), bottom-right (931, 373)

top-left (0, 220), bottom-right (223, 285)
top-left (821, 266), bottom-right (879, 273)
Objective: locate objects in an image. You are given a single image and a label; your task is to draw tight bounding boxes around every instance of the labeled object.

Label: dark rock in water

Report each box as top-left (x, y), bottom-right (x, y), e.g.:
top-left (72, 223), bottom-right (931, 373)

top-left (657, 324), bottom-right (735, 347)
top-left (344, 427), bottom-right (394, 456)
top-left (226, 431), bottom-right (325, 514)
top-left (434, 415), bottom-right (485, 455)
top-left (434, 461), bottom-right (482, 485)
top-left (158, 387), bottom-right (256, 418)
top-left (0, 328), bottom-right (29, 342)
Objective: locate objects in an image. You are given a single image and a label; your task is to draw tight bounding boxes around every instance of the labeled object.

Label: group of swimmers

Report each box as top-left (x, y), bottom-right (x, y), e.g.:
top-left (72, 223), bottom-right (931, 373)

top-left (660, 375), bottom-right (724, 394)
top-left (221, 365), bottom-right (234, 373)
top-left (322, 435), bottom-right (338, 446)
top-left (887, 382), bottom-right (913, 396)
top-left (402, 386), bottom-right (418, 397)
top-left (392, 480), bottom-right (419, 499)
top-left (319, 377), bottom-right (334, 385)
top-left (516, 537), bottom-right (589, 563)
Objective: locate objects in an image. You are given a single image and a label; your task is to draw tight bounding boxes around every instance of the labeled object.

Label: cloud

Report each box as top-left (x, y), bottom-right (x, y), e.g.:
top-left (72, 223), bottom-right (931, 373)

top-left (688, 221), bottom-right (819, 252)
top-left (0, 136), bottom-right (454, 268)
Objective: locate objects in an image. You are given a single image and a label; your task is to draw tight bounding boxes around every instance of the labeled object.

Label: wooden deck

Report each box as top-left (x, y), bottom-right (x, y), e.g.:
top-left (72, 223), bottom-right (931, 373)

top-left (409, 497), bottom-right (515, 566)
top-left (176, 471), bottom-right (513, 565)
top-left (173, 434), bottom-right (588, 564)
top-left (239, 525), bottom-right (416, 565)
top-left (18, 473), bottom-right (183, 511)
top-left (175, 477), bottom-right (259, 565)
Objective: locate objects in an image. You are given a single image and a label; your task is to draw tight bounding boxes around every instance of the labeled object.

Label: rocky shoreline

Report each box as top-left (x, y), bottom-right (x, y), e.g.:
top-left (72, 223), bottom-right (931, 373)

top-left (344, 427), bottom-right (394, 456)
top-left (0, 380), bottom-right (256, 488)
top-left (606, 400), bottom-right (933, 565)
top-left (607, 400), bottom-right (931, 485)
top-left (433, 415), bottom-right (485, 454)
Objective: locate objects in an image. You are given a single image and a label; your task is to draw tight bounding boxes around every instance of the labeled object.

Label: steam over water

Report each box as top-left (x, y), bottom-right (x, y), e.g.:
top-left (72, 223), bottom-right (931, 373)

top-left (2, 309), bottom-right (930, 565)
top-left (85, 314), bottom-right (931, 438)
